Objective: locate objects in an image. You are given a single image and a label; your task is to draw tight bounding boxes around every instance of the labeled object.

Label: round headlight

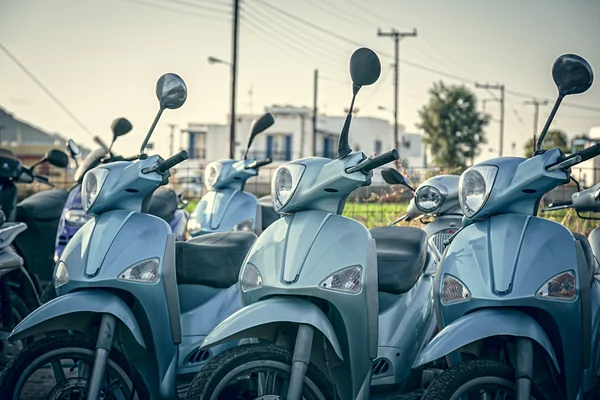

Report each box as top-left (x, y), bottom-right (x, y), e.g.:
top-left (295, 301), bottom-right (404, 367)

top-left (204, 162), bottom-right (223, 191)
top-left (271, 164), bottom-right (305, 212)
top-left (81, 168), bottom-right (109, 212)
top-left (459, 165), bottom-right (498, 218)
top-left (415, 186), bottom-right (443, 213)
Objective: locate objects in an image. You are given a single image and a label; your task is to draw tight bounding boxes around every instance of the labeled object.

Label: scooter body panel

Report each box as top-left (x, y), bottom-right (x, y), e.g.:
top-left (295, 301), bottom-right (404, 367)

top-left (191, 189), bottom-right (258, 235)
top-left (437, 213), bottom-right (589, 399)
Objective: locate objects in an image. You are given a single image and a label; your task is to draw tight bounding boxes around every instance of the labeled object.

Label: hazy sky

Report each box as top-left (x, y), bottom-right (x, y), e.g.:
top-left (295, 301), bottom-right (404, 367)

top-left (1, 0), bottom-right (599, 164)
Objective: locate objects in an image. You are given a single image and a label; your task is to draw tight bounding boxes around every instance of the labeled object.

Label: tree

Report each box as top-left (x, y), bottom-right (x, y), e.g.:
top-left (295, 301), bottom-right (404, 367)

top-left (417, 81), bottom-right (489, 168)
top-left (523, 129), bottom-right (569, 157)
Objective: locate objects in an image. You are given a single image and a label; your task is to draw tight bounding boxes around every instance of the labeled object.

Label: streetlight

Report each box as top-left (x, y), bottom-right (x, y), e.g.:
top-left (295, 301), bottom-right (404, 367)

top-left (208, 56), bottom-right (235, 158)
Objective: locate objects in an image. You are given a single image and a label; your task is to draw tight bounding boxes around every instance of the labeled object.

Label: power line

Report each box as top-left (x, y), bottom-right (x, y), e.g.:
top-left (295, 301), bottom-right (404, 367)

top-left (0, 40), bottom-right (93, 137)
top-left (343, 0), bottom-right (413, 31)
top-left (299, 0), bottom-right (364, 26)
top-left (163, 0), bottom-right (230, 15)
top-left (119, 0), bottom-right (229, 20)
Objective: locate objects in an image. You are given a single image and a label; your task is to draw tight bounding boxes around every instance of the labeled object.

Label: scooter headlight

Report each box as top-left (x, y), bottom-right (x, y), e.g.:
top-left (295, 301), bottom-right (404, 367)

top-left (205, 162), bottom-right (224, 191)
top-left (415, 186), bottom-right (443, 213)
top-left (441, 274), bottom-right (471, 305)
top-left (187, 217), bottom-right (202, 235)
top-left (240, 263), bottom-right (263, 292)
top-left (459, 165), bottom-right (498, 218)
top-left (233, 219), bottom-right (253, 232)
top-left (81, 167), bottom-right (109, 212)
top-left (319, 265), bottom-right (362, 294)
top-left (271, 163), bottom-right (305, 212)
top-left (65, 209), bottom-right (93, 226)
top-left (118, 258), bottom-right (160, 284)
top-left (54, 260), bottom-right (69, 288)
top-left (536, 270), bottom-right (576, 301)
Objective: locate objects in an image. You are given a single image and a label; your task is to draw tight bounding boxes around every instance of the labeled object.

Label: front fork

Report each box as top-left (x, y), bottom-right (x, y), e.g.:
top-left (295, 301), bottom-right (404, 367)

top-left (516, 337), bottom-right (534, 400)
top-left (87, 313), bottom-right (117, 400)
top-left (287, 324), bottom-right (315, 400)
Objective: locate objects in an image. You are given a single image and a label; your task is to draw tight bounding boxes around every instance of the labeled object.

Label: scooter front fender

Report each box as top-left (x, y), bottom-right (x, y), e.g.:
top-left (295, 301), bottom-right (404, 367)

top-left (200, 296), bottom-right (344, 361)
top-left (10, 290), bottom-right (145, 352)
top-left (413, 308), bottom-right (560, 371)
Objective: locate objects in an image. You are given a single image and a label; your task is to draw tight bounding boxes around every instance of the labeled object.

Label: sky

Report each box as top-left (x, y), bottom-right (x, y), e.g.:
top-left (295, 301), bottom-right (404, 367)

top-left (1, 0), bottom-right (599, 165)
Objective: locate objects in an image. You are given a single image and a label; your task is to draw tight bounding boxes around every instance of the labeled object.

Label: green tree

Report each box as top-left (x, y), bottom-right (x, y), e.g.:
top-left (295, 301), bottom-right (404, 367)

top-left (523, 129), bottom-right (569, 157)
top-left (417, 81), bottom-right (489, 168)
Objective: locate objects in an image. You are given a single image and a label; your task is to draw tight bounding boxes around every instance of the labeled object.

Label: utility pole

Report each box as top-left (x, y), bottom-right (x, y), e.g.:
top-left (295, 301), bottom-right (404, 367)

top-left (524, 99), bottom-right (549, 154)
top-left (313, 69), bottom-right (318, 156)
top-left (377, 28), bottom-right (417, 166)
top-left (168, 124), bottom-right (177, 156)
top-left (475, 83), bottom-right (505, 156)
top-left (230, 0), bottom-right (240, 159)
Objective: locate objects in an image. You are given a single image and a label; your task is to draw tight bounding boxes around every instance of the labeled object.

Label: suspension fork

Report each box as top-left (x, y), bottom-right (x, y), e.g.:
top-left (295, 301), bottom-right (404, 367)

top-left (87, 313), bottom-right (117, 400)
top-left (516, 337), bottom-right (534, 400)
top-left (287, 324), bottom-right (315, 400)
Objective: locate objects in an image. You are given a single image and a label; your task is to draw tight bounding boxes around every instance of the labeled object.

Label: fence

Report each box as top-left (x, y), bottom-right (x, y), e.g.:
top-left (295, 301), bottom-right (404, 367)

top-left (20, 164), bottom-right (600, 231)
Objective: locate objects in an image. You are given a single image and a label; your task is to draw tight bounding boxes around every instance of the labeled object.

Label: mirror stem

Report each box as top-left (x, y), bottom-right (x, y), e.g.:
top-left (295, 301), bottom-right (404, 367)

top-left (140, 108), bottom-right (164, 156)
top-left (338, 88), bottom-right (359, 159)
top-left (535, 95), bottom-right (563, 154)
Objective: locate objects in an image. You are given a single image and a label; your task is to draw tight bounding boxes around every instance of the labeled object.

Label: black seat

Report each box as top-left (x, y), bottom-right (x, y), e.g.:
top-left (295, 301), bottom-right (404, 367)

top-left (148, 188), bottom-right (178, 223)
top-left (175, 231), bottom-right (257, 288)
top-left (16, 189), bottom-right (68, 221)
top-left (370, 226), bottom-right (428, 295)
top-left (258, 196), bottom-right (280, 230)
top-left (573, 232), bottom-right (596, 280)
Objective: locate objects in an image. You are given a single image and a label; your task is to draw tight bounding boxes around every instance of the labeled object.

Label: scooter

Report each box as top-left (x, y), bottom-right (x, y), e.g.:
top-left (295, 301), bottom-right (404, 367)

top-left (3, 73), bottom-right (251, 400)
top-left (416, 54), bottom-right (600, 400)
top-left (55, 119), bottom-right (189, 261)
top-left (0, 209), bottom-right (40, 365)
top-left (186, 48), bottom-right (445, 400)
top-left (0, 148), bottom-right (69, 303)
top-left (383, 168), bottom-right (462, 259)
top-left (187, 113), bottom-right (278, 237)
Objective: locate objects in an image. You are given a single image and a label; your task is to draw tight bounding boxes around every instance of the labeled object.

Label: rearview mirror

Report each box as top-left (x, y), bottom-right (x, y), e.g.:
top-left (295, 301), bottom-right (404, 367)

top-left (111, 118), bottom-right (133, 140)
top-left (382, 168), bottom-right (414, 191)
top-left (553, 54), bottom-right (594, 96)
top-left (44, 149), bottom-right (69, 168)
top-left (244, 113), bottom-right (274, 159)
top-left (67, 139), bottom-right (80, 157)
top-left (156, 73), bottom-right (187, 110)
top-left (349, 48), bottom-right (381, 88)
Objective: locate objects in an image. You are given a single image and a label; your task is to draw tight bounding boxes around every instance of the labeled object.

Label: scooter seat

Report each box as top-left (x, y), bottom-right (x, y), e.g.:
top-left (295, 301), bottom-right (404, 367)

top-left (370, 226), bottom-right (428, 295)
top-left (175, 231), bottom-right (257, 288)
top-left (16, 189), bottom-right (68, 221)
top-left (148, 188), bottom-right (178, 223)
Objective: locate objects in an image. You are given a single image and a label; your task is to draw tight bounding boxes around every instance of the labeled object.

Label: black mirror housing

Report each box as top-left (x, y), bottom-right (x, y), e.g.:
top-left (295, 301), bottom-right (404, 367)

top-left (553, 54), bottom-right (593, 97)
top-left (381, 168), bottom-right (414, 191)
top-left (111, 118), bottom-right (133, 140)
top-left (44, 149), bottom-right (69, 168)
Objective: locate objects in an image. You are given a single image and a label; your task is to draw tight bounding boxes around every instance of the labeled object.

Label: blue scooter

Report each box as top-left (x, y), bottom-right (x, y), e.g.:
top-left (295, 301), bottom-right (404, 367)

top-left (3, 73), bottom-right (251, 400)
top-left (55, 119), bottom-right (189, 261)
top-left (187, 113), bottom-right (278, 237)
top-left (418, 54), bottom-right (600, 400)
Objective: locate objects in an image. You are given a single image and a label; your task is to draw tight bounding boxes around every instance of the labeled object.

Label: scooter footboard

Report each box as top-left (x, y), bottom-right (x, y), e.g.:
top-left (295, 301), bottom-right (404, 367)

top-left (10, 290), bottom-right (146, 353)
top-left (413, 308), bottom-right (560, 372)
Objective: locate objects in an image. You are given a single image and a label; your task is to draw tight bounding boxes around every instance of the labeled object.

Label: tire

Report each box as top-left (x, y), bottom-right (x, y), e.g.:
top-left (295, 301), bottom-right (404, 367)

top-left (186, 343), bottom-right (335, 400)
top-left (423, 359), bottom-right (550, 400)
top-left (0, 290), bottom-right (33, 366)
top-left (0, 333), bottom-right (150, 400)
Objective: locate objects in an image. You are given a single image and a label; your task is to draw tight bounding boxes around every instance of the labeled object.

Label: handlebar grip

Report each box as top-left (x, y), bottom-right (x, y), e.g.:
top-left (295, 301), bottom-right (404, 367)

top-left (156, 150), bottom-right (189, 174)
top-left (577, 143), bottom-right (600, 163)
top-left (549, 200), bottom-right (572, 207)
top-left (362, 150), bottom-right (399, 173)
top-left (247, 158), bottom-right (272, 169)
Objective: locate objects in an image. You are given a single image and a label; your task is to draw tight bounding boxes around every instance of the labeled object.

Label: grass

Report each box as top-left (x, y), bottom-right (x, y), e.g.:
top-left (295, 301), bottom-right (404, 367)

top-left (186, 199), bottom-right (597, 234)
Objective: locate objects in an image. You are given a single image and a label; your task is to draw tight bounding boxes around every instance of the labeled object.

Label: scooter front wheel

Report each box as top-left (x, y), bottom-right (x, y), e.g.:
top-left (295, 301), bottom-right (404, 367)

top-left (422, 359), bottom-right (552, 400)
top-left (0, 333), bottom-right (149, 400)
top-left (186, 343), bottom-right (334, 400)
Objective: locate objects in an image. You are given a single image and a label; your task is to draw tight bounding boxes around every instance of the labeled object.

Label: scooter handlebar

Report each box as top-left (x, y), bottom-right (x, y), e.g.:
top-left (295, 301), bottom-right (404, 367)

top-left (246, 158), bottom-right (272, 169)
top-left (546, 143), bottom-right (600, 171)
top-left (156, 150), bottom-right (189, 174)
top-left (345, 149), bottom-right (399, 174)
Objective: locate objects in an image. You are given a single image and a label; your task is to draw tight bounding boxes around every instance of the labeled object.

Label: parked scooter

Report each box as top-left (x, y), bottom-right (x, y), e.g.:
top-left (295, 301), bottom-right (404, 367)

top-left (3, 73), bottom-right (251, 400)
top-left (0, 148), bottom-right (69, 303)
top-left (55, 119), bottom-right (189, 261)
top-left (187, 113), bottom-right (278, 237)
top-left (0, 209), bottom-right (40, 365)
top-left (186, 48), bottom-right (445, 400)
top-left (383, 169), bottom-right (462, 259)
top-left (417, 54), bottom-right (600, 400)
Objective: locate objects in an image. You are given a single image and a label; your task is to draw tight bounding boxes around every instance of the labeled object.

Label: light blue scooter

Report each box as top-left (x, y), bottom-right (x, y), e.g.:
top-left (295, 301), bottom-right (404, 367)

top-left (1, 74), bottom-right (253, 400)
top-left (418, 54), bottom-right (600, 400)
top-left (187, 113), bottom-right (278, 237)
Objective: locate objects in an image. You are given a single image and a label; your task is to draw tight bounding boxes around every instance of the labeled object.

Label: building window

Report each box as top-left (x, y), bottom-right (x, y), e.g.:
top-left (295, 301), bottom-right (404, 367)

top-left (266, 134), bottom-right (293, 161)
top-left (374, 140), bottom-right (382, 155)
top-left (188, 131), bottom-right (206, 159)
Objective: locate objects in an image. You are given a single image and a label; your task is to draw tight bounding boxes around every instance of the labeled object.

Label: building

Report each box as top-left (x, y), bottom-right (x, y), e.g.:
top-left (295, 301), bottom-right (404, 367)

top-left (571, 126), bottom-right (600, 188)
top-left (182, 105), bottom-right (424, 169)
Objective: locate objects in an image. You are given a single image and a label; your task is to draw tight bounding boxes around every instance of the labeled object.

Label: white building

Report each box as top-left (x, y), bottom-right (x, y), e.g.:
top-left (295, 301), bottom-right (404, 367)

top-left (569, 126), bottom-right (600, 188)
top-left (182, 105), bottom-right (424, 169)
